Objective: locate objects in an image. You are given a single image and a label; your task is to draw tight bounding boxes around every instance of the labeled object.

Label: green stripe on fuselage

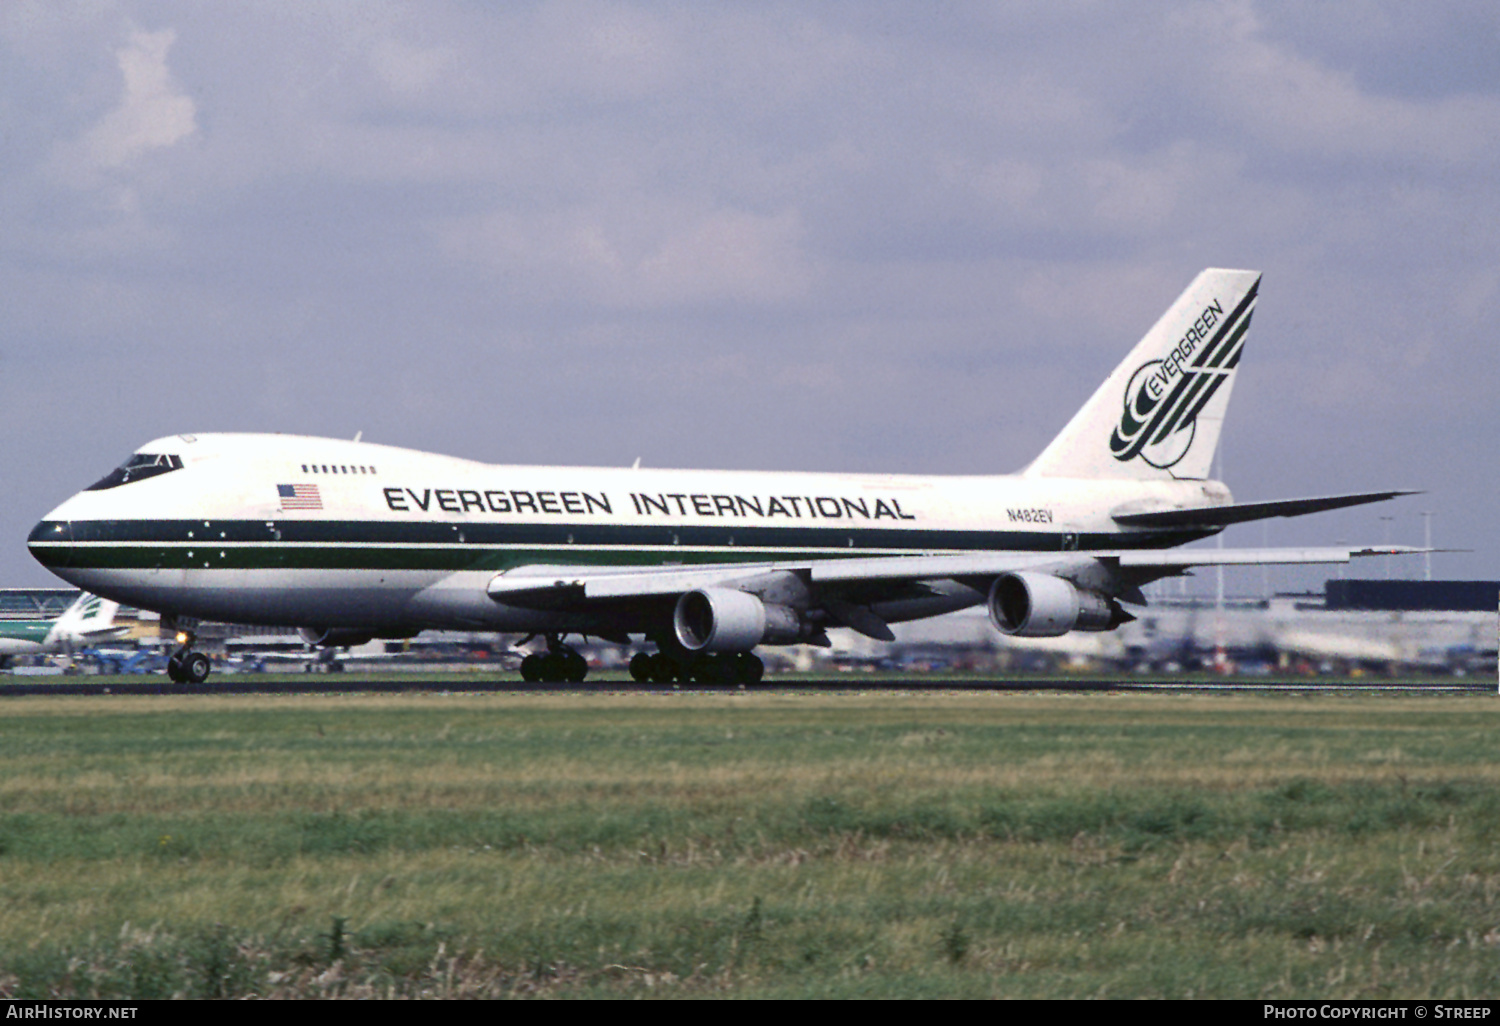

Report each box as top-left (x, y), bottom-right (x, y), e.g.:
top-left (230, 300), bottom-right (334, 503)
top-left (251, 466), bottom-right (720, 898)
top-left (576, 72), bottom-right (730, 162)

top-left (32, 545), bottom-right (853, 573)
top-left (27, 519), bottom-right (1211, 573)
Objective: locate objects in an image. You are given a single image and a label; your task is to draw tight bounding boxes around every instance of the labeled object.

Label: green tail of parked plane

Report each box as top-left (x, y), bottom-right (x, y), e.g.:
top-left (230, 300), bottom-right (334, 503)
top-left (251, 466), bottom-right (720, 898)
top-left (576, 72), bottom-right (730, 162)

top-left (0, 592), bottom-right (124, 666)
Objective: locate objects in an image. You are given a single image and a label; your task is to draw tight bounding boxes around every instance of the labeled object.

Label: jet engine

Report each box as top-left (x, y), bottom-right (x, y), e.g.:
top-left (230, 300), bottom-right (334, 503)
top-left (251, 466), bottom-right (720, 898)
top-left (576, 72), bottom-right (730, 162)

top-left (673, 588), bottom-right (811, 652)
top-left (986, 572), bottom-right (1122, 637)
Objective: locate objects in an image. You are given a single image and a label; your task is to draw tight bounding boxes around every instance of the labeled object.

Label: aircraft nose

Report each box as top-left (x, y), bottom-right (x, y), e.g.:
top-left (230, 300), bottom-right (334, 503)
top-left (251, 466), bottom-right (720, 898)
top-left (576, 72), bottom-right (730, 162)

top-left (28, 518), bottom-right (73, 570)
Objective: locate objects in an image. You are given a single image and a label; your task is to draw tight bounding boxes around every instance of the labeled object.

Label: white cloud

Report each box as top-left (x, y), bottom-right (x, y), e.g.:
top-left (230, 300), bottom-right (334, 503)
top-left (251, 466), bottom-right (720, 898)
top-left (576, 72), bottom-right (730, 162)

top-left (367, 37), bottom-right (454, 99)
top-left (635, 207), bottom-right (812, 305)
top-left (1178, 2), bottom-right (1500, 163)
top-left (78, 27), bottom-right (197, 171)
top-left (435, 201), bottom-right (815, 308)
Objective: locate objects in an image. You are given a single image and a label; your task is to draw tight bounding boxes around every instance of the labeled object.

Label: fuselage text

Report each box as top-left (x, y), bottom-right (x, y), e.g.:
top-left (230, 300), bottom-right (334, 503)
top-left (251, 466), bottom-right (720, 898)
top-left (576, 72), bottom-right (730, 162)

top-left (381, 488), bottom-right (919, 521)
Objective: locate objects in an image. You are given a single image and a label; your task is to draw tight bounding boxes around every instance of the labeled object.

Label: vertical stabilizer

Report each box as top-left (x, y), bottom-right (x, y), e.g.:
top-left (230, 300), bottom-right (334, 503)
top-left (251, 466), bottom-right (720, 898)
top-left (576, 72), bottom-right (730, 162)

top-left (46, 593), bottom-right (122, 646)
top-left (1023, 268), bottom-right (1261, 480)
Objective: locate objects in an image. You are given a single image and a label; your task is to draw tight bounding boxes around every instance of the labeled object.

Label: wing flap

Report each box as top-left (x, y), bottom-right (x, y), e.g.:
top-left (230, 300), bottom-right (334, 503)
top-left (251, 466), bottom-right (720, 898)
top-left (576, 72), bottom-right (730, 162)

top-left (488, 563), bottom-right (786, 606)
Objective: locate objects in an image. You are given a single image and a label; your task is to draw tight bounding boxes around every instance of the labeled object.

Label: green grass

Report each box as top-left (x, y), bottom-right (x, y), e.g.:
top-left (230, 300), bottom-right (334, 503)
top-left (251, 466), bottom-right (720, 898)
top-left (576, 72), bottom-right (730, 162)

top-left (0, 691), bottom-right (1496, 997)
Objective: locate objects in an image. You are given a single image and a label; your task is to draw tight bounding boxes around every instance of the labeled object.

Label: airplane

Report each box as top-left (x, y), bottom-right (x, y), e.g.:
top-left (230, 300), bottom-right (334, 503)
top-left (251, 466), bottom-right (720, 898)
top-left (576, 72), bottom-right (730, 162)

top-left (27, 268), bottom-right (1419, 685)
top-left (0, 592), bottom-right (125, 668)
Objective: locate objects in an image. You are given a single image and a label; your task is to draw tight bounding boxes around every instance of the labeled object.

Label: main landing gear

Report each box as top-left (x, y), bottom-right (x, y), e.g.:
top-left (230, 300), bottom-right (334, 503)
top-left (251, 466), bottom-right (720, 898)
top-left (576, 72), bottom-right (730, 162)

top-left (628, 649), bottom-right (764, 685)
top-left (166, 631), bottom-right (212, 684)
top-left (518, 637), bottom-right (589, 683)
top-left (514, 636), bottom-right (765, 685)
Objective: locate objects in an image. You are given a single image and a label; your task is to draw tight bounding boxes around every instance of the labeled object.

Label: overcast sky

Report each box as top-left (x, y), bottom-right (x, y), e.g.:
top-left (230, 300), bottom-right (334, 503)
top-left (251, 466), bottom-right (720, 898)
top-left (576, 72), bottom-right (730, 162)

top-left (3, 1), bottom-right (1496, 594)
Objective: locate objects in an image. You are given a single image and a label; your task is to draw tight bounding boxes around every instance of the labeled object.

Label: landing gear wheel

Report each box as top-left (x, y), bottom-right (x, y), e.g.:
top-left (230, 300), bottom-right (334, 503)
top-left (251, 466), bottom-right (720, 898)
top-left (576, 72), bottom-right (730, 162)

top-left (165, 625), bottom-right (202, 684)
top-left (521, 643), bottom-right (589, 683)
top-left (562, 648), bottom-right (588, 683)
top-left (647, 652), bottom-right (679, 684)
top-left (732, 652), bottom-right (764, 684)
top-left (166, 649), bottom-right (211, 684)
top-left (629, 652), bottom-right (653, 683)
top-left (183, 652), bottom-right (211, 684)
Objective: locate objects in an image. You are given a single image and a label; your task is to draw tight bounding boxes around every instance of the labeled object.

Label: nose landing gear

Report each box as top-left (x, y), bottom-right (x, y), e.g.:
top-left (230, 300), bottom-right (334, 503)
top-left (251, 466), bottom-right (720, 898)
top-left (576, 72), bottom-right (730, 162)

top-left (166, 632), bottom-right (212, 684)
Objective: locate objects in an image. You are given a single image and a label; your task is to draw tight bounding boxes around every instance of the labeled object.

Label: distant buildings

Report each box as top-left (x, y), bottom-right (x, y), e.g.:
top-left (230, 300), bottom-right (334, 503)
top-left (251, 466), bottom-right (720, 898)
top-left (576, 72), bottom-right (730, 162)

top-left (825, 580), bottom-right (1498, 676)
top-left (3, 581), bottom-right (1495, 677)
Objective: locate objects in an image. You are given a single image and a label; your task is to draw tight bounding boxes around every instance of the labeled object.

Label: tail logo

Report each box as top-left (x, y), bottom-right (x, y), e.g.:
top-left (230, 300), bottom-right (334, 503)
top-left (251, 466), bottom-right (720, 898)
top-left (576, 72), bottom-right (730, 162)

top-left (1110, 286), bottom-right (1257, 468)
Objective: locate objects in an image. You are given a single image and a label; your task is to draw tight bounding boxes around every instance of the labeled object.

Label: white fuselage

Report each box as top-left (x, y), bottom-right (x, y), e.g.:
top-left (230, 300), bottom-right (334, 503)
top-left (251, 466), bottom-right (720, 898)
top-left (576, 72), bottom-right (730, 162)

top-left (0, 630), bottom-right (57, 657)
top-left (30, 433), bottom-right (1226, 634)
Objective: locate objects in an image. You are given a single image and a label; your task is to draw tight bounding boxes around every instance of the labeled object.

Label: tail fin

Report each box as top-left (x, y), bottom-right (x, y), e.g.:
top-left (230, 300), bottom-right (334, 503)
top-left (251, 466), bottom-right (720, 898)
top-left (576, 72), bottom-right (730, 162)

top-left (1023, 268), bottom-right (1261, 480)
top-left (48, 593), bottom-right (122, 645)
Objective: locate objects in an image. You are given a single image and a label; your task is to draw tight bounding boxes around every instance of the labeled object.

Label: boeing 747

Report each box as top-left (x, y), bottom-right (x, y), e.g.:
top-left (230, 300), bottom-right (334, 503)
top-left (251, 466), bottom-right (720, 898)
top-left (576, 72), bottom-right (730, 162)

top-left (28, 269), bottom-right (1416, 683)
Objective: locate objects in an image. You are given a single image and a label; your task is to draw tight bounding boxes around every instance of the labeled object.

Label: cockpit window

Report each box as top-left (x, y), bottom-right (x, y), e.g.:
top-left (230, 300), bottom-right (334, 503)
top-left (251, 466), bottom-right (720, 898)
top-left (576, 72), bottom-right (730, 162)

top-left (85, 453), bottom-right (185, 490)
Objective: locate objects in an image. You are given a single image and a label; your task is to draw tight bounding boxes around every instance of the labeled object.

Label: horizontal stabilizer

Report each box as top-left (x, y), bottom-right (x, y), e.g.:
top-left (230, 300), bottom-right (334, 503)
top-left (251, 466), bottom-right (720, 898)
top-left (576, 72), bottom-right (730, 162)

top-left (1112, 544), bottom-right (1428, 568)
top-left (1111, 490), bottom-right (1419, 528)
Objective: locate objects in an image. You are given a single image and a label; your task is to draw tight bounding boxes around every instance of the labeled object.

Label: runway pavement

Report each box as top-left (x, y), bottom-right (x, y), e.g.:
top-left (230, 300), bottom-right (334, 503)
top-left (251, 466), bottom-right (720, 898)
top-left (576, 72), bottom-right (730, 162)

top-left (0, 675), bottom-right (1487, 696)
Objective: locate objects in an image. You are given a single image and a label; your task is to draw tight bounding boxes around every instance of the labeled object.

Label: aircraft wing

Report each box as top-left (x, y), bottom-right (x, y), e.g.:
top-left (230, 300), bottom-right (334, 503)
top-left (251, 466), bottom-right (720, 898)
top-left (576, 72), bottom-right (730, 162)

top-left (806, 545), bottom-right (1424, 578)
top-left (488, 545), bottom-right (1424, 605)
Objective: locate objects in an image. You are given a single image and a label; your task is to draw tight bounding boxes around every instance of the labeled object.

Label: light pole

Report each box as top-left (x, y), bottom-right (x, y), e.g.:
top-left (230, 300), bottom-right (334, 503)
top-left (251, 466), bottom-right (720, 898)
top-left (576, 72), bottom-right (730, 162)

top-left (1421, 511), bottom-right (1433, 581)
top-left (1380, 516), bottom-right (1395, 580)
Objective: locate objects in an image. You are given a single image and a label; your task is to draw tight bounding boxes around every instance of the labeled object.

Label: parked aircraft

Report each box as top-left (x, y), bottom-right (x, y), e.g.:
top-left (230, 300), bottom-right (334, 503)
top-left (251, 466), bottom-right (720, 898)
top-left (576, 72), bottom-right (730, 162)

top-left (29, 269), bottom-right (1417, 684)
top-left (875, 597), bottom-right (1493, 675)
top-left (0, 592), bottom-right (124, 667)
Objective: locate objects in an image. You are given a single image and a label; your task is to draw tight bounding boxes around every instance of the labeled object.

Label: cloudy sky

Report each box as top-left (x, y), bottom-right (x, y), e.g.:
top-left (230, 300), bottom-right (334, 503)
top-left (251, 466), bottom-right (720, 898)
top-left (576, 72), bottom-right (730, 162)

top-left (3, 1), bottom-right (1496, 593)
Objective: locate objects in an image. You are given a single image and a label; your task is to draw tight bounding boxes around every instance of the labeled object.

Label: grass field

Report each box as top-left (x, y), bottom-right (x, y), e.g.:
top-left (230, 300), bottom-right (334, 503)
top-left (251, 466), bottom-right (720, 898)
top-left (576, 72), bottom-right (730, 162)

top-left (0, 689), bottom-right (1496, 998)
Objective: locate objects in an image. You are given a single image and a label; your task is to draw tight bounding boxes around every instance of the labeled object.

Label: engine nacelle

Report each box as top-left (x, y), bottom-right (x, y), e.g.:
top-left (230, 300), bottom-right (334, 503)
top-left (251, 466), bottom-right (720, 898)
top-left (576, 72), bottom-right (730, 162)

top-left (986, 572), bottom-right (1119, 637)
top-left (674, 588), bottom-right (809, 653)
top-left (297, 627), bottom-right (375, 649)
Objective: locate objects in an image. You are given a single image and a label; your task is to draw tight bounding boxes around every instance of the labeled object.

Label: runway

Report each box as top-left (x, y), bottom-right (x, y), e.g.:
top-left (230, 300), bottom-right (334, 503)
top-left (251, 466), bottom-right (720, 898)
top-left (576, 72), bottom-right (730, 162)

top-left (0, 675), bottom-right (1488, 696)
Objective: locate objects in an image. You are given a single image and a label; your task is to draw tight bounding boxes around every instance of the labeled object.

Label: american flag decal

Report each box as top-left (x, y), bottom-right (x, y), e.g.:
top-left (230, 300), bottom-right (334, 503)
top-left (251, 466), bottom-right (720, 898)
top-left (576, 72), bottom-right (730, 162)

top-left (277, 483), bottom-right (323, 510)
